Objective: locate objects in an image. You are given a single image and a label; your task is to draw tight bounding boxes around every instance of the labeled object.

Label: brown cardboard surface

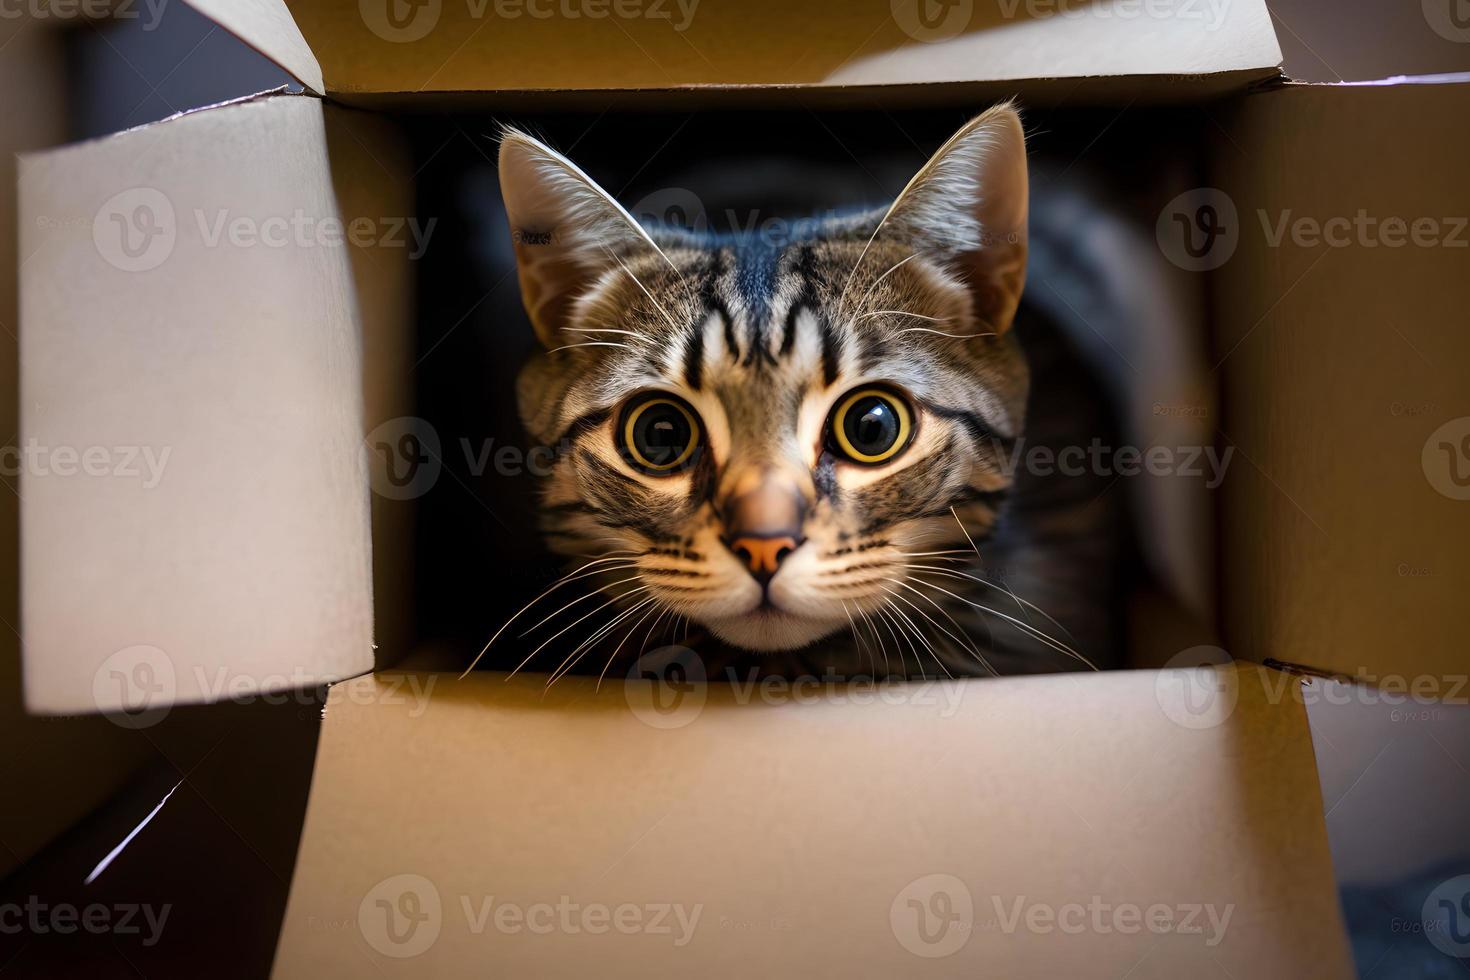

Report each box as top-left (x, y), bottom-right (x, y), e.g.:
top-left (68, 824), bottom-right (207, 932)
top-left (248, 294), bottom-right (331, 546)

top-left (274, 664), bottom-right (1350, 977)
top-left (321, 105), bottom-right (418, 668)
top-left (1213, 81), bottom-right (1470, 687)
top-left (182, 0), bottom-right (324, 93)
top-left (19, 94), bottom-right (376, 715)
top-left (284, 0), bottom-right (1281, 97)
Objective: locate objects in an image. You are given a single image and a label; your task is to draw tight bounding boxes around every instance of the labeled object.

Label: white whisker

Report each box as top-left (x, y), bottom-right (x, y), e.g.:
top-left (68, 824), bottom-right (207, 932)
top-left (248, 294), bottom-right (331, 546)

top-left (548, 594), bottom-right (659, 688)
top-left (872, 606), bottom-right (916, 678)
top-left (907, 564), bottom-right (1073, 642)
top-left (896, 327), bottom-right (998, 340)
top-left (609, 250), bottom-right (682, 333)
top-left (519, 573), bottom-right (643, 636)
top-left (853, 252), bottom-right (919, 312)
top-left (596, 599), bottom-right (664, 690)
top-left (907, 577), bottom-right (1097, 671)
top-left (546, 341), bottom-right (635, 354)
top-left (565, 327), bottom-right (651, 341)
top-left (509, 585), bottom-right (650, 679)
top-left (884, 578), bottom-right (997, 677)
top-left (855, 309), bottom-right (947, 324)
top-left (841, 600), bottom-right (876, 678)
top-left (462, 554), bottom-right (642, 678)
top-left (876, 585), bottom-right (957, 680)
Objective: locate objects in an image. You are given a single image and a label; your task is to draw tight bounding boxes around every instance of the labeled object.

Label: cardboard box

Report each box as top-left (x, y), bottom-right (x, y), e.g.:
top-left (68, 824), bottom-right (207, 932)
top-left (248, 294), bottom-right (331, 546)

top-left (15, 0), bottom-right (1469, 975)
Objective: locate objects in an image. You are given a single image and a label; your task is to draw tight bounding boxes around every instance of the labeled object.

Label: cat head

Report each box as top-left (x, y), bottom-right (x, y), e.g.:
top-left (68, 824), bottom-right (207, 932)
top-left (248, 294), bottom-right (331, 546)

top-left (498, 105), bottom-right (1030, 653)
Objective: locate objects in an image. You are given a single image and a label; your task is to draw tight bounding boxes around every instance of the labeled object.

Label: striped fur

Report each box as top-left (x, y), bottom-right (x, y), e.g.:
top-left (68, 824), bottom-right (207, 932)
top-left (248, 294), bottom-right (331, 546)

top-left (495, 106), bottom-right (1102, 676)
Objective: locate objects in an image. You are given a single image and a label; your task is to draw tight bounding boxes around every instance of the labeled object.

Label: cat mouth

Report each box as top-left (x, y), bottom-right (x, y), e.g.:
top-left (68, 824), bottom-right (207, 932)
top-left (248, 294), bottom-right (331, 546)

top-left (702, 604), bottom-right (846, 652)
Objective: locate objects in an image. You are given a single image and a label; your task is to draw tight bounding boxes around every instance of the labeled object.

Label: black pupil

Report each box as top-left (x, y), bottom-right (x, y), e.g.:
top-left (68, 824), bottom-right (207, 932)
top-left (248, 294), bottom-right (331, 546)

top-left (844, 396), bottom-right (900, 457)
top-left (634, 403), bottom-right (691, 467)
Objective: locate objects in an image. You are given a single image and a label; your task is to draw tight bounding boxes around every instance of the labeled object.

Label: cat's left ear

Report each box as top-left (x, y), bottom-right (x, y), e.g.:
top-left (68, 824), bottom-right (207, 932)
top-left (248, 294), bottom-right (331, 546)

top-left (498, 128), bottom-right (655, 346)
top-left (881, 103), bottom-right (1029, 336)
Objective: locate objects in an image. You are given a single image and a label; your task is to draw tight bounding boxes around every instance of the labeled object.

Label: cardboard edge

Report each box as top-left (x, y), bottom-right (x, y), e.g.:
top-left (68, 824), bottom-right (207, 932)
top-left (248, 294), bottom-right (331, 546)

top-left (181, 0), bottom-right (324, 94)
top-left (15, 87), bottom-right (313, 167)
top-left (322, 68), bottom-right (1284, 110)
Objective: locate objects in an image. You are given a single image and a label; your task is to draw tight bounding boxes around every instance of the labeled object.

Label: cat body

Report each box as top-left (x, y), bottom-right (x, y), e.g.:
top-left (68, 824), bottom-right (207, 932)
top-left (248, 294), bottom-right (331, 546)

top-left (485, 105), bottom-right (1127, 680)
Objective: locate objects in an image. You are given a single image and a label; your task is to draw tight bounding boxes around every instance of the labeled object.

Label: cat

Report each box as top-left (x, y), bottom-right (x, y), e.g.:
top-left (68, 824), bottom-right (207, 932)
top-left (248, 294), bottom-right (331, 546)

top-left (475, 103), bottom-right (1131, 682)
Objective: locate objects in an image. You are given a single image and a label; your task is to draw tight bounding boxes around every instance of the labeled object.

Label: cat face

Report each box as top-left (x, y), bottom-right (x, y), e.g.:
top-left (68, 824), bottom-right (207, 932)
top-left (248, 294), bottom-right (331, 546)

top-left (499, 106), bottom-right (1030, 653)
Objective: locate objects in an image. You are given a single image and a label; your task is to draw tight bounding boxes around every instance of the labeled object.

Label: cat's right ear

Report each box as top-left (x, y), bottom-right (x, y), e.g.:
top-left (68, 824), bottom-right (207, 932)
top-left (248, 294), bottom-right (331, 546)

top-left (498, 129), bottom-right (656, 347)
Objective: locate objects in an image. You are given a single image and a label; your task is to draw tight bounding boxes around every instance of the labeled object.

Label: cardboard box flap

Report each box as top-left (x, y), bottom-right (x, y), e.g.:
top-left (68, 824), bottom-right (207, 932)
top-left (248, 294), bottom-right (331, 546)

top-left (1214, 80), bottom-right (1470, 688)
top-left (282, 0), bottom-right (1282, 97)
top-left (19, 94), bottom-right (375, 716)
top-left (183, 0), bottom-right (324, 94)
top-left (273, 664), bottom-right (1350, 976)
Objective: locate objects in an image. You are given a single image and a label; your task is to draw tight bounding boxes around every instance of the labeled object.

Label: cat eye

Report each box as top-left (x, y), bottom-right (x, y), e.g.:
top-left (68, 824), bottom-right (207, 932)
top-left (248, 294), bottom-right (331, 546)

top-left (619, 394), bottom-right (702, 475)
top-left (827, 387), bottom-right (914, 465)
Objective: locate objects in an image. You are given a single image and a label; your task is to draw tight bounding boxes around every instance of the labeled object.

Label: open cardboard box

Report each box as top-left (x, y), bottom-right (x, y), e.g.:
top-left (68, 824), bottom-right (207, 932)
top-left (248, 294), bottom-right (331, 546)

top-left (16, 0), bottom-right (1470, 975)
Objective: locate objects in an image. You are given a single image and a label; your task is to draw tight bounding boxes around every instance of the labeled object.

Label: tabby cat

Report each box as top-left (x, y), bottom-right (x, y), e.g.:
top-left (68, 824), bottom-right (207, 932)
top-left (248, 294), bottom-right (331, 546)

top-left (478, 104), bottom-right (1129, 681)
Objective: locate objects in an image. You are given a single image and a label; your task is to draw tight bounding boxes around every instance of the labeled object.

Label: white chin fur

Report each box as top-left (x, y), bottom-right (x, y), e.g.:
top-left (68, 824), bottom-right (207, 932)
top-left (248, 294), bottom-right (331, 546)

top-left (704, 610), bottom-right (846, 652)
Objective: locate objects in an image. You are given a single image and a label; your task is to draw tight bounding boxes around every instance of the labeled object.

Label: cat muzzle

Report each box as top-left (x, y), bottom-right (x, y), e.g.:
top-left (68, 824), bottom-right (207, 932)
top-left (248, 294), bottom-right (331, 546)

top-left (722, 476), bottom-right (806, 585)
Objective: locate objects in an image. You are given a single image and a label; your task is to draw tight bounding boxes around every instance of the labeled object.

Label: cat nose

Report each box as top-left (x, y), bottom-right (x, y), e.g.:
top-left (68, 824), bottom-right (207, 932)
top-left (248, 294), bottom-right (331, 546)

top-left (727, 535), bottom-right (801, 584)
top-left (722, 473), bottom-right (806, 585)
